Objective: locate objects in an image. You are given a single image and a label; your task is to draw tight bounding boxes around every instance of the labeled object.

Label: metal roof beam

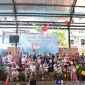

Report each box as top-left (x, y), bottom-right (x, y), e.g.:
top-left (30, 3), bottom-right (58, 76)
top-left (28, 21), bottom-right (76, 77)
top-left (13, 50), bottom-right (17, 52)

top-left (68, 0), bottom-right (77, 48)
top-left (12, 0), bottom-right (18, 47)
top-left (0, 3), bottom-right (85, 8)
top-left (0, 13), bottom-right (85, 16)
top-left (12, 0), bottom-right (18, 33)
top-left (0, 27), bottom-right (85, 30)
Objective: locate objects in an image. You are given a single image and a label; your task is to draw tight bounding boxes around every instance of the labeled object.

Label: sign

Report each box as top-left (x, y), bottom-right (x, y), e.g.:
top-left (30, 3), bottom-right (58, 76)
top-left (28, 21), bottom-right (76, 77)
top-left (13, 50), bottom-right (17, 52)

top-left (19, 33), bottom-right (58, 54)
top-left (59, 48), bottom-right (78, 55)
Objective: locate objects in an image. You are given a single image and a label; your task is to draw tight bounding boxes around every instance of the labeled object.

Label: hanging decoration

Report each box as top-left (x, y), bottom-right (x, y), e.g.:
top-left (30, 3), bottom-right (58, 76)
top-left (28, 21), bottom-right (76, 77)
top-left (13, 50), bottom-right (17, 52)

top-left (27, 21), bottom-right (29, 25)
top-left (19, 21), bottom-right (22, 25)
top-left (71, 19), bottom-right (74, 24)
top-left (56, 22), bottom-right (62, 26)
top-left (42, 26), bottom-right (48, 31)
top-left (57, 27), bottom-right (60, 30)
top-left (36, 26), bottom-right (42, 32)
top-left (65, 19), bottom-right (74, 26)
top-left (65, 20), bottom-right (68, 26)
top-left (76, 64), bottom-right (79, 70)
top-left (52, 22), bottom-right (55, 26)
top-left (58, 22), bottom-right (61, 26)
top-left (4, 16), bottom-right (7, 21)
top-left (57, 30), bottom-right (64, 35)
top-left (55, 22), bottom-right (57, 26)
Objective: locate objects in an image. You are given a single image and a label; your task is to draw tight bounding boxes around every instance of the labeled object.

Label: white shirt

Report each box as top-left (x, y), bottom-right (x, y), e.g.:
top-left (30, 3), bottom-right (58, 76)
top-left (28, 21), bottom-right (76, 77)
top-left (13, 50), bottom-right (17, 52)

top-left (53, 64), bottom-right (58, 72)
top-left (30, 65), bottom-right (36, 72)
top-left (7, 54), bottom-right (13, 60)
top-left (21, 57), bottom-right (26, 64)
top-left (38, 59), bottom-right (41, 64)
top-left (39, 65), bottom-right (43, 71)
top-left (2, 56), bottom-right (7, 63)
top-left (7, 54), bottom-right (13, 63)
top-left (7, 57), bottom-right (12, 64)
top-left (43, 63), bottom-right (48, 72)
top-left (12, 70), bottom-right (19, 77)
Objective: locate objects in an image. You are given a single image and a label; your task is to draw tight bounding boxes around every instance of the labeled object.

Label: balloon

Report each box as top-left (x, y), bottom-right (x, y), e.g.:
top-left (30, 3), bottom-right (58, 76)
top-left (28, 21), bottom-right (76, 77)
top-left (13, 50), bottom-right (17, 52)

top-left (42, 26), bottom-right (48, 31)
top-left (65, 20), bottom-right (68, 26)
top-left (81, 71), bottom-right (85, 76)
top-left (64, 73), bottom-right (66, 78)
top-left (52, 22), bottom-right (55, 26)
top-left (57, 31), bottom-right (64, 35)
top-left (71, 19), bottom-right (74, 24)
top-left (51, 32), bottom-right (57, 35)
top-left (36, 26), bottom-right (42, 32)
top-left (76, 65), bottom-right (79, 70)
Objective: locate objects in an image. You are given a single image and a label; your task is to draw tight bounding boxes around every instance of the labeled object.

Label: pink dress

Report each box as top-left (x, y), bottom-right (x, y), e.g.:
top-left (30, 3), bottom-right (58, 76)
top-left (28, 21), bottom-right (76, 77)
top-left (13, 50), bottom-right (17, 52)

top-left (72, 68), bottom-right (77, 81)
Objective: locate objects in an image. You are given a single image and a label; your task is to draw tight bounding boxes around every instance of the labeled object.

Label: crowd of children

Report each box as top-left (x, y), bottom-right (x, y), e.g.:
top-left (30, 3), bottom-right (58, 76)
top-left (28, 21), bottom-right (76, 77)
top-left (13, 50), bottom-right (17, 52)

top-left (0, 52), bottom-right (85, 81)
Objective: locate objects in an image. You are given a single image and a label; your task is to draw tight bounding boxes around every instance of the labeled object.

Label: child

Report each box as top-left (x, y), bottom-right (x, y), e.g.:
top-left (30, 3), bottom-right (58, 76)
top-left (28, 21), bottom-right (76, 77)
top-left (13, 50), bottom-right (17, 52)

top-left (71, 65), bottom-right (77, 85)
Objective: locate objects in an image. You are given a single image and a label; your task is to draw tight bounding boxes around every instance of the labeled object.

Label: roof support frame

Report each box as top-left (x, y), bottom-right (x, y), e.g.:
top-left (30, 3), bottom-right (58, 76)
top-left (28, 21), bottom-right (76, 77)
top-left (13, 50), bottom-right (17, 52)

top-left (12, 0), bottom-right (18, 48)
top-left (0, 3), bottom-right (85, 8)
top-left (68, 0), bottom-right (77, 48)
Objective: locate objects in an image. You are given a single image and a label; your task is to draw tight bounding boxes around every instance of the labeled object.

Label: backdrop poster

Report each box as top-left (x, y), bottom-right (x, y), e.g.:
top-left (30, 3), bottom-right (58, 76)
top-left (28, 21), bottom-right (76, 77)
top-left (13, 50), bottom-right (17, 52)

top-left (19, 33), bottom-right (59, 54)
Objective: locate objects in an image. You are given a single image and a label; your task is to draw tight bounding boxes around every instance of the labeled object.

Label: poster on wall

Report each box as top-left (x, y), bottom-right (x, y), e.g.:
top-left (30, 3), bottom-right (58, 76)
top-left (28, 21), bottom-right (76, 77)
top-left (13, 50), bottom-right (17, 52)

top-left (57, 30), bottom-right (68, 47)
top-left (19, 33), bottom-right (59, 54)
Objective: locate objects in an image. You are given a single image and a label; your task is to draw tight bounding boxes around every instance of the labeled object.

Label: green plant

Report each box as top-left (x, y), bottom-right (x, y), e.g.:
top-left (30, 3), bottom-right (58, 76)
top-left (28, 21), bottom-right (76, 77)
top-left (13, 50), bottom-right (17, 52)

top-left (56, 72), bottom-right (63, 80)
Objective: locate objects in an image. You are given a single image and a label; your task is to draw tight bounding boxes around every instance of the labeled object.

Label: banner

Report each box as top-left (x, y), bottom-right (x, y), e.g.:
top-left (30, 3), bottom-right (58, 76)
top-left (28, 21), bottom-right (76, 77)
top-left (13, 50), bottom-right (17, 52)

top-left (19, 33), bottom-right (59, 54)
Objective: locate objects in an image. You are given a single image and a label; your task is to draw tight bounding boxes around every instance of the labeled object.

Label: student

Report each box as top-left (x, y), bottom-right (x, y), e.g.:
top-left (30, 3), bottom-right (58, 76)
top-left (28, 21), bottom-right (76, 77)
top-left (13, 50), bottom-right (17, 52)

top-left (71, 64), bottom-right (77, 85)
top-left (11, 68), bottom-right (19, 81)
top-left (30, 62), bottom-right (36, 73)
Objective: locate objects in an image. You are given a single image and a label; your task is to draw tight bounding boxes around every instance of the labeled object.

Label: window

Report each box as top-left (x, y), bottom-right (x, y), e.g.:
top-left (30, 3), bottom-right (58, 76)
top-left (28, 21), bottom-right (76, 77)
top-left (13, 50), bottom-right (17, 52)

top-left (81, 39), bottom-right (85, 45)
top-left (70, 40), bottom-right (74, 45)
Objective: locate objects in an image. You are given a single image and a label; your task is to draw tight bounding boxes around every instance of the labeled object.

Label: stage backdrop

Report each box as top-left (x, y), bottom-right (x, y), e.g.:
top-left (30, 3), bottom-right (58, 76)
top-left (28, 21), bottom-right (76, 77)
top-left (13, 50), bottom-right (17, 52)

top-left (19, 33), bottom-right (59, 54)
